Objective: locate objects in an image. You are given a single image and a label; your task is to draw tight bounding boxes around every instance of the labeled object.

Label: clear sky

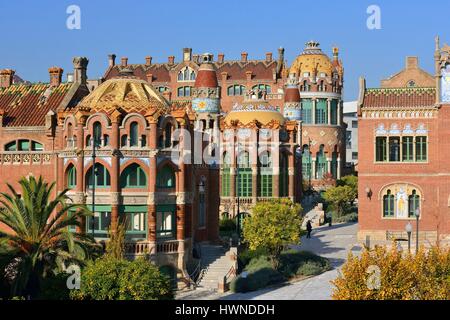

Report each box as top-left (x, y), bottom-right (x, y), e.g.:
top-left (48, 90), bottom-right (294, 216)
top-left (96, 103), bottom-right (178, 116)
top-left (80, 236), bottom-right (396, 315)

top-left (0, 0), bottom-right (449, 101)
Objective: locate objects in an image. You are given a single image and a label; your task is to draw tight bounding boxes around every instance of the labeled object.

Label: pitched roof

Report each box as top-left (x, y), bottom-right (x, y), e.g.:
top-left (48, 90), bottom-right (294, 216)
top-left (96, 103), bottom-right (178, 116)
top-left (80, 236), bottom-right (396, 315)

top-left (103, 60), bottom-right (280, 83)
top-left (0, 83), bottom-right (82, 127)
top-left (362, 87), bottom-right (436, 109)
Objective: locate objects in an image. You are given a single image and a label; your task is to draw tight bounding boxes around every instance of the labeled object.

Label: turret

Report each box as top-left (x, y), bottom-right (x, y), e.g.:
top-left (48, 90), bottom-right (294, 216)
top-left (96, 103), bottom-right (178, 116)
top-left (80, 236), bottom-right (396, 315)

top-left (283, 75), bottom-right (301, 120)
top-left (192, 53), bottom-right (220, 114)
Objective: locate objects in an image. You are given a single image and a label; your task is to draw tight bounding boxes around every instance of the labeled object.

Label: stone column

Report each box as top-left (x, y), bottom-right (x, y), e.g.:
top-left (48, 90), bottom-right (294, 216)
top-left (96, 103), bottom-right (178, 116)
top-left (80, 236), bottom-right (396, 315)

top-left (272, 130), bottom-right (280, 198)
top-left (75, 121), bottom-right (86, 233)
top-left (251, 130), bottom-right (258, 202)
top-left (147, 120), bottom-right (158, 247)
top-left (176, 123), bottom-right (186, 242)
top-left (337, 158), bottom-right (341, 179)
top-left (288, 149), bottom-right (295, 200)
top-left (312, 158), bottom-right (317, 180)
top-left (110, 119), bottom-right (120, 232)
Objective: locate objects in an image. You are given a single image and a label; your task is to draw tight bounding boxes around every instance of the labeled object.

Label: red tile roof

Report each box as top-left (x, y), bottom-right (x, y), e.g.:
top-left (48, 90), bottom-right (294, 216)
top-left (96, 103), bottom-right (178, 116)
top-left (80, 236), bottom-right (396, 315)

top-left (103, 60), bottom-right (280, 83)
top-left (363, 87), bottom-right (436, 109)
top-left (0, 83), bottom-right (76, 127)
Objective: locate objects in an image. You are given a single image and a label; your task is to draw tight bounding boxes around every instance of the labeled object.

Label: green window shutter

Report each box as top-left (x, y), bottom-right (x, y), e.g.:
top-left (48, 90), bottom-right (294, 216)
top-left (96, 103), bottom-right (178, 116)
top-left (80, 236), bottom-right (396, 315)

top-left (383, 191), bottom-right (394, 217)
top-left (221, 168), bottom-right (230, 197)
top-left (130, 122), bottom-right (138, 147)
top-left (416, 136), bottom-right (427, 161)
top-left (157, 166), bottom-right (175, 188)
top-left (19, 140), bottom-right (30, 151)
top-left (301, 99), bottom-right (312, 124)
top-left (402, 137), bottom-right (414, 161)
top-left (68, 166), bottom-right (76, 188)
top-left (408, 191), bottom-right (420, 217)
top-left (331, 100), bottom-right (338, 125)
top-left (315, 99), bottom-right (328, 124)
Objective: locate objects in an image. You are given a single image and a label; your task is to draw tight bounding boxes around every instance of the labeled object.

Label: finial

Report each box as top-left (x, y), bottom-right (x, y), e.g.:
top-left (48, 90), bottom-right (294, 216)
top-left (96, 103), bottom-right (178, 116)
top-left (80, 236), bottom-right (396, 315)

top-left (435, 35), bottom-right (440, 51)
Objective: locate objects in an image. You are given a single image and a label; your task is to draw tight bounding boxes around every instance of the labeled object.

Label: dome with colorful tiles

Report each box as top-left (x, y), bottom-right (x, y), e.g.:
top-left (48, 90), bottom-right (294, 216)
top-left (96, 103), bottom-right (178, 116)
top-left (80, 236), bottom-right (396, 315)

top-left (224, 99), bottom-right (285, 127)
top-left (77, 77), bottom-right (170, 114)
top-left (289, 41), bottom-right (338, 77)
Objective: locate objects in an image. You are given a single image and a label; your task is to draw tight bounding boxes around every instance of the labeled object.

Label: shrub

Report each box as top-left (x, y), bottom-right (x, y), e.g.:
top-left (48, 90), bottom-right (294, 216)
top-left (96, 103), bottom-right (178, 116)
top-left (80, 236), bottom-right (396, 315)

top-left (279, 250), bottom-right (330, 278)
top-left (332, 245), bottom-right (450, 300)
top-left (331, 211), bottom-right (358, 223)
top-left (38, 273), bottom-right (70, 300)
top-left (230, 268), bottom-right (284, 293)
top-left (242, 199), bottom-right (303, 269)
top-left (70, 257), bottom-right (173, 300)
top-left (219, 218), bottom-right (236, 232)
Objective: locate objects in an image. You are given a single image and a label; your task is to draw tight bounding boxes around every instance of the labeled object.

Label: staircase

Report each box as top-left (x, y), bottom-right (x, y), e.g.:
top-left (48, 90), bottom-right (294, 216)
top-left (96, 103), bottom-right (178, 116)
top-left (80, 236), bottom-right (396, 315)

top-left (197, 244), bottom-right (234, 291)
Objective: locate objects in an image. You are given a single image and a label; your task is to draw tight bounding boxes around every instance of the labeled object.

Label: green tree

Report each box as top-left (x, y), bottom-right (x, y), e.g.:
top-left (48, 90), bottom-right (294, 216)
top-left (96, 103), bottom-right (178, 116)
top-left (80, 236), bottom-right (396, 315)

top-left (71, 257), bottom-right (173, 300)
top-left (242, 199), bottom-right (302, 269)
top-left (337, 175), bottom-right (358, 204)
top-left (0, 176), bottom-right (98, 298)
top-left (323, 185), bottom-right (354, 217)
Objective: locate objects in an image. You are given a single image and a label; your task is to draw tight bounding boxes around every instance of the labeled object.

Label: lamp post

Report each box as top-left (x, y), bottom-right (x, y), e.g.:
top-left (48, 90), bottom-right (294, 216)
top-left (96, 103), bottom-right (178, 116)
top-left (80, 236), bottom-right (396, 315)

top-left (414, 207), bottom-right (420, 254)
top-left (405, 222), bottom-right (413, 253)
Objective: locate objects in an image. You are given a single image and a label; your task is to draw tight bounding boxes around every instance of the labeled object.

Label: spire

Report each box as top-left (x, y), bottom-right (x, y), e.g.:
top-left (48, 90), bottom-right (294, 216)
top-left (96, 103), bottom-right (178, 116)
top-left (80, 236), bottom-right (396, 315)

top-left (192, 53), bottom-right (220, 114)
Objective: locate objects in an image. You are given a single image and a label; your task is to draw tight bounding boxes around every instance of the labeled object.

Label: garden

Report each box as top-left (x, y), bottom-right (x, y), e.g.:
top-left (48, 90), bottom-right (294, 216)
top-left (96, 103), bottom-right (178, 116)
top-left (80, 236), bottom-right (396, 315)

top-left (0, 176), bottom-right (173, 300)
top-left (228, 199), bottom-right (330, 293)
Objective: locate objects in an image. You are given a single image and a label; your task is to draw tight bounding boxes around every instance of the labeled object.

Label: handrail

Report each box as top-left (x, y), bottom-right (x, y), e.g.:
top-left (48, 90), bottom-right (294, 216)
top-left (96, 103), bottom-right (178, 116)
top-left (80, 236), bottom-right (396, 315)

top-left (224, 265), bottom-right (237, 283)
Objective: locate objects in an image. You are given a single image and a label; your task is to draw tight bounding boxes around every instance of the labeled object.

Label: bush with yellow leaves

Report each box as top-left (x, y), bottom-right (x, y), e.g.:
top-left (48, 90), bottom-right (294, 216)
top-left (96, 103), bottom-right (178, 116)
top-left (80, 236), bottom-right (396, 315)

top-left (331, 245), bottom-right (450, 300)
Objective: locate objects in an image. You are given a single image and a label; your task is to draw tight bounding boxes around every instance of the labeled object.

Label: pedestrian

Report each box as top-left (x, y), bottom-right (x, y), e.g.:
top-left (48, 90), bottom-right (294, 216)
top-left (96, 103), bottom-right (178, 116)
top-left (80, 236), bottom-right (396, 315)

top-left (306, 220), bottom-right (312, 239)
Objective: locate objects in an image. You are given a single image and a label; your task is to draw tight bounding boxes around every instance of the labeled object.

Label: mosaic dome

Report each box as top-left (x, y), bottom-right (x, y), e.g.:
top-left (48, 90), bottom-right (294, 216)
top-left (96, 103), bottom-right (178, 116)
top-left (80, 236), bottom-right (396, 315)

top-left (224, 102), bottom-right (285, 126)
top-left (289, 41), bottom-right (335, 77)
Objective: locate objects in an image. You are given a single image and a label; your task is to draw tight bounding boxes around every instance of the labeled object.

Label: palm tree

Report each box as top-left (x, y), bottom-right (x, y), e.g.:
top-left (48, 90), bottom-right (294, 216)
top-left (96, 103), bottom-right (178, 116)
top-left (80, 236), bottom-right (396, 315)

top-left (0, 176), bottom-right (99, 298)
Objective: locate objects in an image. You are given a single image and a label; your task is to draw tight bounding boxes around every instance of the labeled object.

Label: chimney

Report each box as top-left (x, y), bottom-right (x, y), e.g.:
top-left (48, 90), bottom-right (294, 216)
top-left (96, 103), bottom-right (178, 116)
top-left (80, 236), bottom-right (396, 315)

top-left (146, 73), bottom-right (153, 83)
top-left (168, 56), bottom-right (175, 65)
top-left (145, 56), bottom-right (152, 66)
top-left (265, 52), bottom-right (273, 62)
top-left (72, 57), bottom-right (89, 85)
top-left (218, 53), bottom-right (224, 64)
top-left (192, 54), bottom-right (200, 64)
top-left (162, 90), bottom-right (172, 101)
top-left (108, 54), bottom-right (116, 67)
top-left (221, 72), bottom-right (228, 82)
top-left (0, 69), bottom-right (15, 88)
top-left (121, 57), bottom-right (128, 67)
top-left (241, 52), bottom-right (248, 63)
top-left (246, 71), bottom-right (253, 82)
top-left (406, 56), bottom-right (418, 69)
top-left (278, 47), bottom-right (285, 61)
top-left (183, 48), bottom-right (192, 62)
top-left (48, 67), bottom-right (64, 86)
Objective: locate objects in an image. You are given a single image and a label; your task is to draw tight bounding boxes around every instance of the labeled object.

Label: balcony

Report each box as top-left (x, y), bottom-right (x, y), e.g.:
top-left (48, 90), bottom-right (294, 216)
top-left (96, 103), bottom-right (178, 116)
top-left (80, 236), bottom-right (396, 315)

top-left (124, 240), bottom-right (180, 257)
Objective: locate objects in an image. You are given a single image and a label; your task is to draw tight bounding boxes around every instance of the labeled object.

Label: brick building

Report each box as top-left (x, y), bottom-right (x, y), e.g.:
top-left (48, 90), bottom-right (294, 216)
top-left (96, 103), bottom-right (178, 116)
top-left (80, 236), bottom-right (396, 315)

top-left (0, 41), bottom-right (346, 283)
top-left (358, 38), bottom-right (450, 247)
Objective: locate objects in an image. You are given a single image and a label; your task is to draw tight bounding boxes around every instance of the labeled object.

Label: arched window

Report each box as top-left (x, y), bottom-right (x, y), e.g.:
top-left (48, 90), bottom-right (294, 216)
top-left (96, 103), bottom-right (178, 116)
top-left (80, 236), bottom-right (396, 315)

top-left (316, 145), bottom-right (327, 179)
top-left (4, 140), bottom-right (43, 151)
top-left (227, 85), bottom-right (246, 96)
top-left (315, 99), bottom-right (328, 124)
top-left (408, 190), bottom-right (420, 217)
top-left (67, 123), bottom-right (74, 148)
top-left (301, 80), bottom-right (310, 92)
top-left (177, 67), bottom-right (196, 81)
top-left (383, 190), bottom-right (395, 217)
top-left (279, 153), bottom-right (289, 197)
top-left (237, 151), bottom-right (252, 197)
top-left (318, 80), bottom-right (326, 92)
top-left (86, 163), bottom-right (111, 188)
top-left (164, 124), bottom-right (172, 148)
top-left (121, 135), bottom-right (128, 147)
top-left (221, 152), bottom-right (231, 197)
top-left (93, 121), bottom-right (102, 146)
top-left (156, 166), bottom-right (175, 188)
top-left (252, 84), bottom-right (271, 94)
top-left (67, 165), bottom-right (76, 189)
top-left (301, 99), bottom-right (313, 124)
top-left (258, 151), bottom-right (272, 197)
top-left (121, 163), bottom-right (147, 188)
top-left (302, 145), bottom-right (312, 181)
top-left (331, 151), bottom-right (338, 179)
top-left (130, 122), bottom-right (138, 147)
top-left (156, 86), bottom-right (169, 93)
top-left (103, 134), bottom-right (110, 146)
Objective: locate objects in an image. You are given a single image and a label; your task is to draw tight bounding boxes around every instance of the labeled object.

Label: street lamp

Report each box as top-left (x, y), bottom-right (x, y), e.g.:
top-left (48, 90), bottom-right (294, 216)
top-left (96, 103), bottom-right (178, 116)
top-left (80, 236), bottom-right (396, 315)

top-left (414, 207), bottom-right (420, 254)
top-left (405, 222), bottom-right (413, 253)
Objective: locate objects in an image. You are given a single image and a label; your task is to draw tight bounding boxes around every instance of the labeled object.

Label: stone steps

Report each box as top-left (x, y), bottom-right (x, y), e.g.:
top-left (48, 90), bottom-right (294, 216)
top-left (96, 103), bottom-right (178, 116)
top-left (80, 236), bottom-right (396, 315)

top-left (197, 244), bottom-right (234, 290)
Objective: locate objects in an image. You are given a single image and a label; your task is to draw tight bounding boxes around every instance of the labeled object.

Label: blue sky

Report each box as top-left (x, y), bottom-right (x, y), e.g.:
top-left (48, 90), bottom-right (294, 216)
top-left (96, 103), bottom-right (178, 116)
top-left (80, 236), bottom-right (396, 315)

top-left (0, 0), bottom-right (448, 101)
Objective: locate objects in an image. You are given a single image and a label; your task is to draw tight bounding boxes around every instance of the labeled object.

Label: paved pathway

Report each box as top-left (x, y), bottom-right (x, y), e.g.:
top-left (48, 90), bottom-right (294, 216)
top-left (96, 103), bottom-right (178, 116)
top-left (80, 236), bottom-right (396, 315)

top-left (177, 222), bottom-right (360, 300)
